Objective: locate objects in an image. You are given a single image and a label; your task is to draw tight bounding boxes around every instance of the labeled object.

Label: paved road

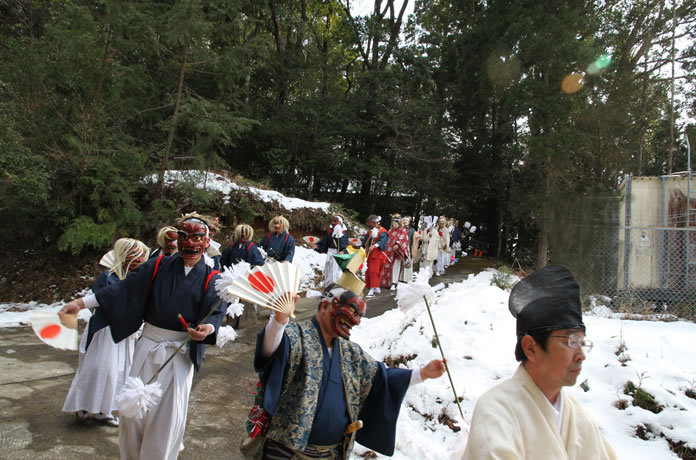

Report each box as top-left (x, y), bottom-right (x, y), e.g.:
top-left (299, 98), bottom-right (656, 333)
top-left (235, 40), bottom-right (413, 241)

top-left (0, 257), bottom-right (493, 459)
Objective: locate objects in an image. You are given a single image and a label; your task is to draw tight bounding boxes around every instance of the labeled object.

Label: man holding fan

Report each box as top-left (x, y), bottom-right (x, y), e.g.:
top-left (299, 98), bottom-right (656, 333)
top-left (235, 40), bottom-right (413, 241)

top-left (252, 263), bottom-right (446, 459)
top-left (60, 212), bottom-right (226, 460)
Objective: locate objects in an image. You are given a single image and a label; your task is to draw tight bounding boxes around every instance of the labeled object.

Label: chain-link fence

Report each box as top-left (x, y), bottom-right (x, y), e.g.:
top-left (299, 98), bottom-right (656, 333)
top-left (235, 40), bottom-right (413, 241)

top-left (549, 175), bottom-right (696, 320)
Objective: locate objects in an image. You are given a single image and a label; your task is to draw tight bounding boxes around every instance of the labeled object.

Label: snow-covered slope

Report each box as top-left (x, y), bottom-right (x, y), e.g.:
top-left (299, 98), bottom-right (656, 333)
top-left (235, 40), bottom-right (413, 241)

top-left (350, 270), bottom-right (696, 459)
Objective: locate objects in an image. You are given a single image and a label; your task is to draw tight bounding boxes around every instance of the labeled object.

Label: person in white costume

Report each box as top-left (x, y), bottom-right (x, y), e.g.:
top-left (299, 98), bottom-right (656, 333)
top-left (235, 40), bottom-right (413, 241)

top-left (60, 213), bottom-right (226, 460)
top-left (462, 265), bottom-right (617, 460)
top-left (312, 214), bottom-right (349, 287)
top-left (424, 216), bottom-right (449, 276)
top-left (62, 238), bottom-right (149, 426)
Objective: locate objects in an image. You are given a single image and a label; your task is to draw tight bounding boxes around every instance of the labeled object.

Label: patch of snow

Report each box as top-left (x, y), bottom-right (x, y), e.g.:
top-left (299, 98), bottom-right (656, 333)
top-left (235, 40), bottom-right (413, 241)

top-left (293, 246), bottom-right (326, 292)
top-left (144, 170), bottom-right (331, 211)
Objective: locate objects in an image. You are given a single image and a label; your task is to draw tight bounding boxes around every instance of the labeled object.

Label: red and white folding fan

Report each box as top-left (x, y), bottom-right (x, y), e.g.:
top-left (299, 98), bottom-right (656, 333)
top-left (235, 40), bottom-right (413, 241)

top-left (302, 235), bottom-right (320, 244)
top-left (222, 261), bottom-right (300, 318)
top-left (31, 311), bottom-right (78, 350)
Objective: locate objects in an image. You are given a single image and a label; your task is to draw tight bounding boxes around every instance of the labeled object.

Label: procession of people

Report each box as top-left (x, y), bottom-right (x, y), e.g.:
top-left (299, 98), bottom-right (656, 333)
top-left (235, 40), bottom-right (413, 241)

top-left (50, 209), bottom-right (615, 460)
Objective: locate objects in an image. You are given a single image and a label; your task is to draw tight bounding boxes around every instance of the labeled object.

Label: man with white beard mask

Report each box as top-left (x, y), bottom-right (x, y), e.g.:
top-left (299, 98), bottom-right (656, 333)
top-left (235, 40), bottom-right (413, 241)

top-left (312, 214), bottom-right (349, 287)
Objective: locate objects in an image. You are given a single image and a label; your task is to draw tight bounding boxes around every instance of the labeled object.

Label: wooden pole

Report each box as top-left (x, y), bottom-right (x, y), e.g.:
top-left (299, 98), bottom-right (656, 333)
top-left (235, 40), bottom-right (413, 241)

top-left (423, 295), bottom-right (465, 419)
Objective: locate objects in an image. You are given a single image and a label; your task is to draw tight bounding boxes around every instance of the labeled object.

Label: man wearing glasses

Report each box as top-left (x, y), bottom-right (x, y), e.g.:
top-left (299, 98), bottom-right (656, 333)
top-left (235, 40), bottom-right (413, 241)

top-left (462, 265), bottom-right (617, 460)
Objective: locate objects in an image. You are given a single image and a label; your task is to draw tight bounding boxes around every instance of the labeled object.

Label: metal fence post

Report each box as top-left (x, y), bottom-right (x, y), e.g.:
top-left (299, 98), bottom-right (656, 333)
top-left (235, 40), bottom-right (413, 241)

top-left (623, 175), bottom-right (631, 291)
top-left (661, 176), bottom-right (666, 290)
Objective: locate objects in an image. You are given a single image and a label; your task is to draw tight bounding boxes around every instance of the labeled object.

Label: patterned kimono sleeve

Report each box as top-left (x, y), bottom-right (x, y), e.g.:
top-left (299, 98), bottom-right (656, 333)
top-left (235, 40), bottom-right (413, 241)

top-left (253, 323), bottom-right (307, 417)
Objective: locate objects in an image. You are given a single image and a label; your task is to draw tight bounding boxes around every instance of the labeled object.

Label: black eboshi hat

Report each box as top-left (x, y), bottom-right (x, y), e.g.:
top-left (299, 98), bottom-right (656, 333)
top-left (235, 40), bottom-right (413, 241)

top-left (509, 265), bottom-right (585, 337)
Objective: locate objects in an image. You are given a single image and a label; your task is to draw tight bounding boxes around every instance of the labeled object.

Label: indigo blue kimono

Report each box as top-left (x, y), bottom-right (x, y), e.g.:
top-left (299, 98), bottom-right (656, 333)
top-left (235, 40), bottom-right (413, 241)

top-left (93, 255), bottom-right (226, 371)
top-left (450, 226), bottom-right (462, 247)
top-left (149, 248), bottom-right (174, 259)
top-left (315, 229), bottom-right (348, 253)
top-left (84, 270), bottom-right (120, 350)
top-left (220, 241), bottom-right (265, 268)
top-left (259, 232), bottom-right (296, 262)
top-left (254, 318), bottom-right (412, 457)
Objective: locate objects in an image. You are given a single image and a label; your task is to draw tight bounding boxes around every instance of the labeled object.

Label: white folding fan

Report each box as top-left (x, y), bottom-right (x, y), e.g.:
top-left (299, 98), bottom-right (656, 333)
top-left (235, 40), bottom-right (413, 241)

top-left (99, 249), bottom-right (116, 269)
top-left (302, 235), bottom-right (320, 245)
top-left (223, 261), bottom-right (300, 318)
top-left (31, 311), bottom-right (79, 350)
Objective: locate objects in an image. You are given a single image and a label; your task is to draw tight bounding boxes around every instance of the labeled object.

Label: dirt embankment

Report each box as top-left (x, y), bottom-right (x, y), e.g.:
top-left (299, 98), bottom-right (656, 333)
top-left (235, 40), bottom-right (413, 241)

top-left (0, 245), bottom-right (102, 304)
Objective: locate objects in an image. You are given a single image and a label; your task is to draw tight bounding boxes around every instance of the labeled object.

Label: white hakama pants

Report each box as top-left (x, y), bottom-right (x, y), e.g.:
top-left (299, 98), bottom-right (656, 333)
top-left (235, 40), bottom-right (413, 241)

top-left (63, 325), bottom-right (134, 416)
top-left (120, 324), bottom-right (193, 460)
top-left (324, 248), bottom-right (343, 287)
top-left (400, 259), bottom-right (413, 282)
top-left (435, 250), bottom-right (449, 274)
top-left (391, 258), bottom-right (403, 285)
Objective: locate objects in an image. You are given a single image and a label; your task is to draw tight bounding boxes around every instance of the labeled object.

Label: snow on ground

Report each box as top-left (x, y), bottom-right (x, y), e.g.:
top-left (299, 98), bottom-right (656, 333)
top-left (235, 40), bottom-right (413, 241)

top-left (144, 170), bottom-right (331, 211)
top-left (3, 262), bottom-right (695, 459)
top-left (293, 246), bottom-right (326, 292)
top-left (350, 269), bottom-right (696, 460)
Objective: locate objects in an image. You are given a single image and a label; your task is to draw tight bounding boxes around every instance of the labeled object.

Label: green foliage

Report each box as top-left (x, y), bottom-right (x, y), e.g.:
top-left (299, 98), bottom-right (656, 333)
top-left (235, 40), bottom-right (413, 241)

top-left (491, 265), bottom-right (516, 291)
top-left (227, 190), bottom-right (262, 226)
top-left (623, 374), bottom-right (664, 414)
top-left (0, 0), bottom-right (693, 262)
top-left (0, 110), bottom-right (53, 215)
top-left (147, 198), bottom-right (179, 232)
top-left (170, 181), bottom-right (222, 211)
top-left (58, 216), bottom-right (117, 255)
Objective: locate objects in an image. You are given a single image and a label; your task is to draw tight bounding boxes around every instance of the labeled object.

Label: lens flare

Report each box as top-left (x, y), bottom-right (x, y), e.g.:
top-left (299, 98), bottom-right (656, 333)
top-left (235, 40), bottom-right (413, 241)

top-left (486, 53), bottom-right (521, 86)
top-left (561, 72), bottom-right (584, 94)
top-left (587, 54), bottom-right (611, 75)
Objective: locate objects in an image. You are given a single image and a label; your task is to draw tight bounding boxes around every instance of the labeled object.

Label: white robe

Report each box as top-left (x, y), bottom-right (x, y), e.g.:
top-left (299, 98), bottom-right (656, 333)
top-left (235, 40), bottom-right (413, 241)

top-left (119, 324), bottom-right (193, 460)
top-left (391, 258), bottom-right (404, 284)
top-left (462, 365), bottom-right (617, 460)
top-left (62, 324), bottom-right (134, 416)
top-left (400, 259), bottom-right (413, 282)
top-left (435, 249), bottom-right (449, 274)
top-left (323, 248), bottom-right (343, 287)
top-left (424, 227), bottom-right (449, 262)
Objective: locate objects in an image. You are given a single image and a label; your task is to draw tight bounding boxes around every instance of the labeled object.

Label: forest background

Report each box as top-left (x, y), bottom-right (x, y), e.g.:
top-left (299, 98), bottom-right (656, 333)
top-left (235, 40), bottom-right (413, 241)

top-left (1, 0), bottom-right (695, 288)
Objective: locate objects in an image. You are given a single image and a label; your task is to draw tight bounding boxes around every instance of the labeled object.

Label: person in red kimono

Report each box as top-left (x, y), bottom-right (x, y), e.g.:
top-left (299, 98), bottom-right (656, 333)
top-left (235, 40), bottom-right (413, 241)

top-left (361, 215), bottom-right (389, 298)
top-left (380, 214), bottom-right (410, 290)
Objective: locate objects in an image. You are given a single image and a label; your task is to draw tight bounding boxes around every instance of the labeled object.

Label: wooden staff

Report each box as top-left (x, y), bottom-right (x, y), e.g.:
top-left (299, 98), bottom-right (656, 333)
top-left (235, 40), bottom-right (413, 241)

top-left (146, 299), bottom-right (223, 385)
top-left (423, 295), bottom-right (464, 419)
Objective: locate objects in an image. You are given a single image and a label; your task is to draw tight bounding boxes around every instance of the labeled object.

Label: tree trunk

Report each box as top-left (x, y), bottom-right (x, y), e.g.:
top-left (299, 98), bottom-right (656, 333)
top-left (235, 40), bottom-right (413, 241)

top-left (310, 172), bottom-right (321, 200)
top-left (339, 179), bottom-right (349, 202)
top-left (157, 43), bottom-right (189, 198)
top-left (93, 27), bottom-right (112, 107)
top-left (536, 224), bottom-right (548, 269)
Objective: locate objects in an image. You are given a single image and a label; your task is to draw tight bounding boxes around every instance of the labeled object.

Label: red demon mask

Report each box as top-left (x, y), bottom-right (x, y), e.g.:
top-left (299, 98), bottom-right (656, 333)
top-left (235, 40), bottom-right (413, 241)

top-left (125, 248), bottom-right (146, 272)
top-left (329, 292), bottom-right (366, 339)
top-left (164, 230), bottom-right (178, 251)
top-left (177, 221), bottom-right (209, 262)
